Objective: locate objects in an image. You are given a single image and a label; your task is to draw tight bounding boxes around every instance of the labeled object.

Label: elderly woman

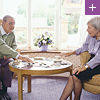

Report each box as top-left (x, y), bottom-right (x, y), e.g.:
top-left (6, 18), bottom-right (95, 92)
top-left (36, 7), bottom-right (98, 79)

top-left (60, 17), bottom-right (100, 100)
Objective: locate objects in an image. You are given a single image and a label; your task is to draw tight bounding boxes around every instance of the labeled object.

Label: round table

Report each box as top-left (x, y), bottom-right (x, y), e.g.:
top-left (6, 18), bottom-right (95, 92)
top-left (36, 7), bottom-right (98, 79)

top-left (9, 59), bottom-right (73, 100)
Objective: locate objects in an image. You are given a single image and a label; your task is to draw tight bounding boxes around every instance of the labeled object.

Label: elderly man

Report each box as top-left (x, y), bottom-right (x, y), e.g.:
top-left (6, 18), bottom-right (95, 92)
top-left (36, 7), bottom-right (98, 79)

top-left (0, 15), bottom-right (33, 100)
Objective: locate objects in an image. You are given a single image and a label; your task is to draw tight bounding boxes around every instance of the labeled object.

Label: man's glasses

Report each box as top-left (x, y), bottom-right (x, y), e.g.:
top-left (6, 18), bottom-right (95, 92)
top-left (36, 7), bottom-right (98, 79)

top-left (8, 22), bottom-right (15, 25)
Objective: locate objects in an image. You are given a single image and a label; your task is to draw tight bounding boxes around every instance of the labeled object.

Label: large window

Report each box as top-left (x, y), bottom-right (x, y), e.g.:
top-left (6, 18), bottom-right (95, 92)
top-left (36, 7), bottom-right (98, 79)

top-left (2, 0), bottom-right (28, 48)
top-left (0, 0), bottom-right (82, 50)
top-left (60, 0), bottom-right (82, 50)
top-left (31, 0), bottom-right (56, 50)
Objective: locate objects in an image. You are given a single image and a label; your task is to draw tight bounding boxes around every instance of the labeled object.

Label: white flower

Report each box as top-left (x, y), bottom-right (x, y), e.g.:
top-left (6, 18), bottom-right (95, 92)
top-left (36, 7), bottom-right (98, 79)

top-left (44, 36), bottom-right (48, 40)
top-left (34, 32), bottom-right (53, 47)
top-left (45, 32), bottom-right (49, 36)
top-left (42, 40), bottom-right (47, 44)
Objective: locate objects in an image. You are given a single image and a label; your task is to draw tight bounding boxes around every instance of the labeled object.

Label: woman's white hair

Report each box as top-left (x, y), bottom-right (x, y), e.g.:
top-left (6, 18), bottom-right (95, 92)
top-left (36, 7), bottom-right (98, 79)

top-left (88, 17), bottom-right (100, 31)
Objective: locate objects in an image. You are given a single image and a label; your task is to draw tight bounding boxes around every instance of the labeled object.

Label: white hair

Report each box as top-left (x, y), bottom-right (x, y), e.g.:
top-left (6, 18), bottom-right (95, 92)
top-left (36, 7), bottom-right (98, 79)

top-left (88, 17), bottom-right (100, 31)
top-left (3, 15), bottom-right (14, 22)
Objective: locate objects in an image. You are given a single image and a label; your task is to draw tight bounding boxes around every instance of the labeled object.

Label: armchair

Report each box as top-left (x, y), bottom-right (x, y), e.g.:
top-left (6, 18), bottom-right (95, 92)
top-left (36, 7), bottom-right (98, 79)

top-left (0, 19), bottom-right (3, 80)
top-left (80, 52), bottom-right (100, 94)
top-left (0, 19), bottom-right (2, 25)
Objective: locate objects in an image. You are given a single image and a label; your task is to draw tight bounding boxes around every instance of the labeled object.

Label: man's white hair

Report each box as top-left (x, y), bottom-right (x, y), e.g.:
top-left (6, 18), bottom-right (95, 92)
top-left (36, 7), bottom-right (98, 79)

top-left (3, 15), bottom-right (14, 22)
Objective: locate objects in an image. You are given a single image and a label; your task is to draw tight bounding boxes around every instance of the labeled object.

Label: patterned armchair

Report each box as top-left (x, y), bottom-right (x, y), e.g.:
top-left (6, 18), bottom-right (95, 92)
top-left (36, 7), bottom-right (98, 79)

top-left (80, 52), bottom-right (100, 94)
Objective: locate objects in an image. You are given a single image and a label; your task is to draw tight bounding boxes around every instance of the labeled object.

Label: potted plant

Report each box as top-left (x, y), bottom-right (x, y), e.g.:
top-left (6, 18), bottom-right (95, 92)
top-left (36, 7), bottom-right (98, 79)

top-left (34, 32), bottom-right (53, 51)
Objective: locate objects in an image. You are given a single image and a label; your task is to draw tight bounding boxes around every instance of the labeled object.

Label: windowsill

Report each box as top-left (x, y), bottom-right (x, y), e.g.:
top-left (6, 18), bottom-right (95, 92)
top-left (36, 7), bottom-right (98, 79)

top-left (20, 50), bottom-right (61, 54)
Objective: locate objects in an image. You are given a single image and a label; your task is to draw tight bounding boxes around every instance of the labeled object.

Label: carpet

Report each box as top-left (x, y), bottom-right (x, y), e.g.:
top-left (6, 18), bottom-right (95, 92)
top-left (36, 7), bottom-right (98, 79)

top-left (8, 76), bottom-right (100, 100)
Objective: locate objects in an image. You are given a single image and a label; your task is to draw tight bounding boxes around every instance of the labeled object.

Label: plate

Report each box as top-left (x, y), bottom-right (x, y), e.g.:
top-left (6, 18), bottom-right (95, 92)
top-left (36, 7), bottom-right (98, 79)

top-left (34, 57), bottom-right (45, 60)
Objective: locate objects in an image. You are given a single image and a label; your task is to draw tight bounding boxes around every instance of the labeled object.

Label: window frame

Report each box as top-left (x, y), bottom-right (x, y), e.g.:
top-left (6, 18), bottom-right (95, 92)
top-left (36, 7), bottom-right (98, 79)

top-left (0, 0), bottom-right (82, 51)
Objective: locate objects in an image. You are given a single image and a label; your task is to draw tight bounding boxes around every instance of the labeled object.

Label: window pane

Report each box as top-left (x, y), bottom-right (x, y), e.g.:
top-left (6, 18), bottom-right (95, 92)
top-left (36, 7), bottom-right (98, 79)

top-left (67, 14), bottom-right (80, 34)
top-left (31, 0), bottom-right (56, 50)
top-left (31, 0), bottom-right (56, 27)
top-left (60, 0), bottom-right (82, 50)
top-left (3, 0), bottom-right (28, 48)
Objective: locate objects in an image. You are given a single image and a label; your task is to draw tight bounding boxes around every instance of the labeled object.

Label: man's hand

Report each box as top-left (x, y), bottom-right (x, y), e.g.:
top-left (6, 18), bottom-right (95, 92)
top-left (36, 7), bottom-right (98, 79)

top-left (4, 56), bottom-right (10, 60)
top-left (73, 66), bottom-right (87, 75)
top-left (18, 55), bottom-right (33, 63)
top-left (16, 48), bottom-right (21, 53)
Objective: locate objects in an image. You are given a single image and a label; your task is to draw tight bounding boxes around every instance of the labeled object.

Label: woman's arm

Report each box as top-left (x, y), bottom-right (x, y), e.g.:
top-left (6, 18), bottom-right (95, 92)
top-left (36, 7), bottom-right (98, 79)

top-left (76, 35), bottom-right (90, 55)
top-left (87, 50), bottom-right (100, 69)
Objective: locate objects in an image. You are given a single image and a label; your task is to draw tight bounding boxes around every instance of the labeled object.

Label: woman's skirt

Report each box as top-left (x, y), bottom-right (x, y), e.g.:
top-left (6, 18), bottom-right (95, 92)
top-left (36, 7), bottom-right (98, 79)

top-left (74, 54), bottom-right (100, 82)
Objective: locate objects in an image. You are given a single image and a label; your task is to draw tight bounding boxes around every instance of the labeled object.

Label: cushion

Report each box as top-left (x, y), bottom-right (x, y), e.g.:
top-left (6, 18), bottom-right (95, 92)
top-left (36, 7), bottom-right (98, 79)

top-left (80, 52), bottom-right (100, 94)
top-left (84, 82), bottom-right (100, 94)
top-left (84, 74), bottom-right (100, 86)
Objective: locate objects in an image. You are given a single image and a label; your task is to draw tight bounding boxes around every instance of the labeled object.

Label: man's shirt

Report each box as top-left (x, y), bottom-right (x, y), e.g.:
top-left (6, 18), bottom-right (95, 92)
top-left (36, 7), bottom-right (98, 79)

top-left (0, 26), bottom-right (18, 59)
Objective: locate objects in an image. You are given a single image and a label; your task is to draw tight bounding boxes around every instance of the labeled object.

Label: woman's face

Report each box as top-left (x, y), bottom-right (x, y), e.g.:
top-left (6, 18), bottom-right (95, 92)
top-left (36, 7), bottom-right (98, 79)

top-left (87, 23), bottom-right (99, 37)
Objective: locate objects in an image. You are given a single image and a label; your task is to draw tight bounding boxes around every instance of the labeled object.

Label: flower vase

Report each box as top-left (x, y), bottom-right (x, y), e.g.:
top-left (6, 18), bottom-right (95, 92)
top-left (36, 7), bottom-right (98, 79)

top-left (40, 45), bottom-right (48, 51)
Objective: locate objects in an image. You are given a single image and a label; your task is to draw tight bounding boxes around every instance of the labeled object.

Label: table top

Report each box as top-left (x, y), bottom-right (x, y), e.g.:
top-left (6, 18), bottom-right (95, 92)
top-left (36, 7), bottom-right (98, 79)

top-left (9, 57), bottom-right (72, 75)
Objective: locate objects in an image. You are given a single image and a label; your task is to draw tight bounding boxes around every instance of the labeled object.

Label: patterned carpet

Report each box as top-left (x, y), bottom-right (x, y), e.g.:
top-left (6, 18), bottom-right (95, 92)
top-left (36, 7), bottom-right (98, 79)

top-left (8, 76), bottom-right (100, 100)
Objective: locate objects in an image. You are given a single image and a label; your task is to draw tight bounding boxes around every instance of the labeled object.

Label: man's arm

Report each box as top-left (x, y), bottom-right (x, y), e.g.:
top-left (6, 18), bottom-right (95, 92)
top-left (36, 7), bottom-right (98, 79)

top-left (0, 37), bottom-right (33, 63)
top-left (10, 33), bottom-right (17, 50)
top-left (0, 37), bottom-right (18, 58)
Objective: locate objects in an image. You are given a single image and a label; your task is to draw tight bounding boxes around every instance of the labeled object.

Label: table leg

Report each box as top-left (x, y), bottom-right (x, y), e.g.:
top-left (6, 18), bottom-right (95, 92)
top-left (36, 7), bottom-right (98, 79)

top-left (27, 75), bottom-right (31, 93)
top-left (18, 73), bottom-right (23, 100)
top-left (70, 92), bottom-right (72, 100)
top-left (69, 66), bottom-right (72, 100)
top-left (70, 66), bottom-right (72, 76)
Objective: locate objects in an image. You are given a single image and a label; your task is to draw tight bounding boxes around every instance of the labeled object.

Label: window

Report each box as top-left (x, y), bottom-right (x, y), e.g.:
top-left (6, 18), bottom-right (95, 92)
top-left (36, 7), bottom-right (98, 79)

top-left (31, 0), bottom-right (56, 50)
top-left (1, 0), bottom-right (82, 51)
top-left (60, 0), bottom-right (82, 50)
top-left (2, 0), bottom-right (28, 48)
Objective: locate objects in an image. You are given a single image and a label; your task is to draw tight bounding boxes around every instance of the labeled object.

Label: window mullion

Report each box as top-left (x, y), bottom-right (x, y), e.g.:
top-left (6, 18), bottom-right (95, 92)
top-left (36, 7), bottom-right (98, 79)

top-left (55, 0), bottom-right (61, 50)
top-left (27, 0), bottom-right (32, 50)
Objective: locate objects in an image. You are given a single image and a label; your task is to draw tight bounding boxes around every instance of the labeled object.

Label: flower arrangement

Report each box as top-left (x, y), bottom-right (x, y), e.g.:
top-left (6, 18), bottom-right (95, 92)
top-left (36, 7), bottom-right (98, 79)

top-left (34, 32), bottom-right (53, 48)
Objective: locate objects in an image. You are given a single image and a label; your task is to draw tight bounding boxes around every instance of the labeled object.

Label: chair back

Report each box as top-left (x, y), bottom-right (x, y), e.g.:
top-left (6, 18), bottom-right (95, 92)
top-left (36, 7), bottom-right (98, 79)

top-left (80, 51), bottom-right (90, 65)
top-left (80, 52), bottom-right (100, 94)
top-left (0, 19), bottom-right (2, 26)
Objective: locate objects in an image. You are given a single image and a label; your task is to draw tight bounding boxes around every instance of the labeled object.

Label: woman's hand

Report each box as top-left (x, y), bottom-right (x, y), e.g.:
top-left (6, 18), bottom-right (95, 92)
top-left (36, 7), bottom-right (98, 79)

top-left (73, 67), bottom-right (80, 74)
top-left (60, 51), bottom-right (76, 57)
top-left (73, 66), bottom-right (87, 75)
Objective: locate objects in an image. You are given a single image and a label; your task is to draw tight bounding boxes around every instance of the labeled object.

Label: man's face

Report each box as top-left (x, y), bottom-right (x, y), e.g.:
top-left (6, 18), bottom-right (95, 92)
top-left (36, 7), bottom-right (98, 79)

top-left (3, 17), bottom-right (15, 33)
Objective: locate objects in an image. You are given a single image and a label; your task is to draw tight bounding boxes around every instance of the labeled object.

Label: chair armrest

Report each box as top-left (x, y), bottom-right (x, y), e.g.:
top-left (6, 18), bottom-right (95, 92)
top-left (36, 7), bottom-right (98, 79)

top-left (80, 51), bottom-right (91, 65)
